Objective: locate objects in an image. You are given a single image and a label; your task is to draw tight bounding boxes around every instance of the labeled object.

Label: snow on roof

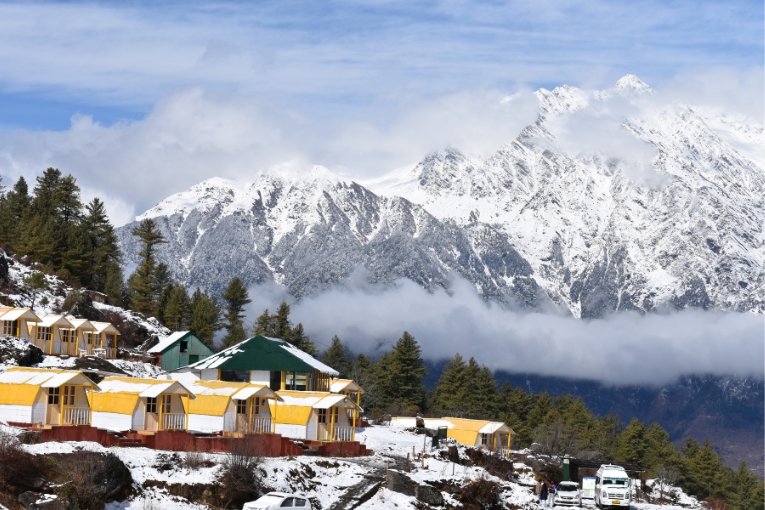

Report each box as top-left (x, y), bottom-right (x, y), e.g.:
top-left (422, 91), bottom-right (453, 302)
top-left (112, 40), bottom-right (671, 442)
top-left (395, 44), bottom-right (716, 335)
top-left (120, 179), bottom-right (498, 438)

top-left (0, 367), bottom-right (97, 388)
top-left (186, 379), bottom-right (276, 400)
top-left (329, 379), bottom-right (364, 394)
top-left (91, 321), bottom-right (120, 334)
top-left (0, 307), bottom-right (40, 322)
top-left (276, 390), bottom-right (359, 410)
top-left (37, 314), bottom-right (74, 328)
top-left (148, 331), bottom-right (190, 354)
top-left (183, 335), bottom-right (338, 375)
top-left (444, 417), bottom-right (511, 433)
top-left (280, 341), bottom-right (338, 375)
top-left (64, 316), bottom-right (96, 330)
top-left (98, 376), bottom-right (194, 397)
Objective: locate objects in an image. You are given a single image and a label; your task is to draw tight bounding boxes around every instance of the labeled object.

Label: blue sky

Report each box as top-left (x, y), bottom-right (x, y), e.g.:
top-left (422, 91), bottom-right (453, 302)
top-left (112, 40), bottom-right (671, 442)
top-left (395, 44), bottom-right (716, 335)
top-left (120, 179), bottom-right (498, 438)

top-left (0, 0), bottom-right (762, 220)
top-left (0, 1), bottom-right (761, 129)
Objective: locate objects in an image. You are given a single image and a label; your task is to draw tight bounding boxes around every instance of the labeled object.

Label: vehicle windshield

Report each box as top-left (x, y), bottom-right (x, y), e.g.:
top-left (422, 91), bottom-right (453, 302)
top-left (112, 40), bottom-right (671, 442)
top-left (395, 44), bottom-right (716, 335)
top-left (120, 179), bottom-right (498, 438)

top-left (604, 478), bottom-right (629, 486)
top-left (558, 484), bottom-right (578, 492)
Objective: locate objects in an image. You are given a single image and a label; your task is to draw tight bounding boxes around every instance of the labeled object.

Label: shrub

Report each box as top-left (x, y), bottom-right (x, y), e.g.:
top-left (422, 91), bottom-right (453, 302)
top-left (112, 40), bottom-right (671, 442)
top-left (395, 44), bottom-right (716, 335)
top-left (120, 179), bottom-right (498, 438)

top-left (220, 439), bottom-right (263, 509)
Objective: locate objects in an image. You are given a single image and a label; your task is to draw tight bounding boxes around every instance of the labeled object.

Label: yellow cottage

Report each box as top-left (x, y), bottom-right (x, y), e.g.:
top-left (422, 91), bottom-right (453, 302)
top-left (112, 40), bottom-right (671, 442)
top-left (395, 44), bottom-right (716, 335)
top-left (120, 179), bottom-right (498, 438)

top-left (391, 416), bottom-right (512, 455)
top-left (0, 367), bottom-right (98, 426)
top-left (181, 379), bottom-right (280, 435)
top-left (329, 378), bottom-right (364, 429)
top-left (29, 314), bottom-right (74, 355)
top-left (90, 321), bottom-right (120, 358)
top-left (271, 390), bottom-right (362, 442)
top-left (0, 307), bottom-right (40, 341)
top-left (91, 377), bottom-right (193, 433)
top-left (62, 316), bottom-right (96, 357)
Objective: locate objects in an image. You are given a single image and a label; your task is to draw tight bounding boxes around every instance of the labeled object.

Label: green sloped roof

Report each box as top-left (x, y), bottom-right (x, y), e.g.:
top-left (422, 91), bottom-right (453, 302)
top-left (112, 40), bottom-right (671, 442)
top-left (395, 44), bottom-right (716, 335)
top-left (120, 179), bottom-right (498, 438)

top-left (181, 335), bottom-right (338, 375)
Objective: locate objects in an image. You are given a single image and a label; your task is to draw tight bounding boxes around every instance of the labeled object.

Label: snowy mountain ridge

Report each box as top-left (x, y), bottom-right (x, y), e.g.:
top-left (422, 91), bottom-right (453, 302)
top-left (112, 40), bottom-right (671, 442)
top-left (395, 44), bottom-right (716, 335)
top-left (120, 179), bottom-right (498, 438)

top-left (117, 75), bottom-right (765, 318)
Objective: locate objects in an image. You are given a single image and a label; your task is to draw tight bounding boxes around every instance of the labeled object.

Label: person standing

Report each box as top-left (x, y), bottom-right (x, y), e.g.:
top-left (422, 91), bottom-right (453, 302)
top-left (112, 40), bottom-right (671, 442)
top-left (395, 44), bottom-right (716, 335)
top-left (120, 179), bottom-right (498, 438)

top-left (539, 481), bottom-right (549, 508)
top-left (549, 481), bottom-right (556, 506)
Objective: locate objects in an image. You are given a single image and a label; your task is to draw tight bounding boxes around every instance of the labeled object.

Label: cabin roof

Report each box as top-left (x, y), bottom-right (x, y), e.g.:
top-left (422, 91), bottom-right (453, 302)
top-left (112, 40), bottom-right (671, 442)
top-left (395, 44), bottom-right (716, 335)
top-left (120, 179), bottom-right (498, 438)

top-left (148, 331), bottom-right (193, 354)
top-left (182, 335), bottom-right (338, 375)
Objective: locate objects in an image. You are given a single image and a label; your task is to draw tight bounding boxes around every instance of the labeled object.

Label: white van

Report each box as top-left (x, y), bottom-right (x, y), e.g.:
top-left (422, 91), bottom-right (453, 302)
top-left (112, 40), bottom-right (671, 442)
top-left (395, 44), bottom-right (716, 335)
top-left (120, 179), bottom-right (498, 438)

top-left (594, 464), bottom-right (631, 508)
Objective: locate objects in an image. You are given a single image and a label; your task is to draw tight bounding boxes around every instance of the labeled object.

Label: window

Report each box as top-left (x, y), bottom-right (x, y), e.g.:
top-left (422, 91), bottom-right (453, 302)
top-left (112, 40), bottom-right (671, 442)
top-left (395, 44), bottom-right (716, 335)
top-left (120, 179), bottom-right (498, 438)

top-left (317, 408), bottom-right (327, 424)
top-left (254, 397), bottom-right (260, 415)
top-left (146, 397), bottom-right (157, 413)
top-left (161, 395), bottom-right (172, 414)
top-left (179, 340), bottom-right (188, 353)
top-left (480, 433), bottom-right (492, 446)
top-left (48, 387), bottom-right (60, 405)
top-left (280, 498), bottom-right (307, 508)
top-left (236, 400), bottom-right (247, 415)
top-left (63, 386), bottom-right (75, 406)
top-left (38, 327), bottom-right (51, 343)
top-left (1, 321), bottom-right (16, 336)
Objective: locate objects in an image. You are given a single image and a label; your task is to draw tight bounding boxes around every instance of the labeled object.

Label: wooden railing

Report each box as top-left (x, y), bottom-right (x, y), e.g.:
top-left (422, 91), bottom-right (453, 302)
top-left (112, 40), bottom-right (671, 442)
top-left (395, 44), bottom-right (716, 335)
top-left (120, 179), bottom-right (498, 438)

top-left (161, 413), bottom-right (186, 430)
top-left (319, 425), bottom-right (354, 442)
top-left (333, 425), bottom-right (354, 442)
top-left (62, 406), bottom-right (90, 426)
top-left (249, 416), bottom-right (272, 434)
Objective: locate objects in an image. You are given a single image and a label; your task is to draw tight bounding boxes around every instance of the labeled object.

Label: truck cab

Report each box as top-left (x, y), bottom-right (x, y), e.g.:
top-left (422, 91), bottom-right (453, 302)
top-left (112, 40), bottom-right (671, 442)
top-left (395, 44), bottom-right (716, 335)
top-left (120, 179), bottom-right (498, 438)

top-left (594, 464), bottom-right (631, 508)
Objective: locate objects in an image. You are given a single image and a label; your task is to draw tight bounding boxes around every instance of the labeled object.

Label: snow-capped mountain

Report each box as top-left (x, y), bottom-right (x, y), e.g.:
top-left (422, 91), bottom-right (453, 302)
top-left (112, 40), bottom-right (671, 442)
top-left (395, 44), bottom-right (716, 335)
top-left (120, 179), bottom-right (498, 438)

top-left (117, 75), bottom-right (764, 318)
top-left (118, 171), bottom-right (547, 309)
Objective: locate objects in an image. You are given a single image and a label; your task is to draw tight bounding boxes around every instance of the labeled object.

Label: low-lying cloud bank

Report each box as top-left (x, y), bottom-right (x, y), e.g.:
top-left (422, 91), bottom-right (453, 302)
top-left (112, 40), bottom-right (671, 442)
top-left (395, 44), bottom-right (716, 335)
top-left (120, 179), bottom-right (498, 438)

top-left (247, 276), bottom-right (763, 387)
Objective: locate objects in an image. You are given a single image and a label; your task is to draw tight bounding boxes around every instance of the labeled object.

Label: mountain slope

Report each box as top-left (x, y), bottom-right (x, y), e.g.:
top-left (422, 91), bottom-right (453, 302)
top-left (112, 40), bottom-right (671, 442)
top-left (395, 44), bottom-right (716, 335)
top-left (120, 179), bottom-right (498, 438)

top-left (117, 173), bottom-right (548, 309)
top-left (368, 77), bottom-right (765, 317)
top-left (117, 76), bottom-right (764, 318)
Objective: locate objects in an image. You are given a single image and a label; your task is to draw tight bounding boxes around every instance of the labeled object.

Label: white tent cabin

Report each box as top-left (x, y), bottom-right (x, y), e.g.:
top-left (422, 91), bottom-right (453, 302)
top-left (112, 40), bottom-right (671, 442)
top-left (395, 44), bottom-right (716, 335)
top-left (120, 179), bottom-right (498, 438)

top-left (271, 390), bottom-right (362, 442)
top-left (173, 377), bottom-right (279, 435)
top-left (91, 377), bottom-right (194, 433)
top-left (0, 367), bottom-right (98, 427)
top-left (0, 307), bottom-right (40, 340)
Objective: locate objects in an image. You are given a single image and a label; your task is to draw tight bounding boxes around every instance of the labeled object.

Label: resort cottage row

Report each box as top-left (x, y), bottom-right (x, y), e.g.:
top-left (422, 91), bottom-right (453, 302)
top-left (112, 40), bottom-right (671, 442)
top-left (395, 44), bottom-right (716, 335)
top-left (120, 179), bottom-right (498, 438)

top-left (0, 308), bottom-right (513, 456)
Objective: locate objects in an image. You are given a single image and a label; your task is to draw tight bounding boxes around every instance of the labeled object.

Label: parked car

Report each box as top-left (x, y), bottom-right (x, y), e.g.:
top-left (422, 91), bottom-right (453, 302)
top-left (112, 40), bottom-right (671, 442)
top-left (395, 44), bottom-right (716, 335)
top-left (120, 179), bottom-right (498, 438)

top-left (243, 492), bottom-right (312, 509)
top-left (555, 481), bottom-right (582, 506)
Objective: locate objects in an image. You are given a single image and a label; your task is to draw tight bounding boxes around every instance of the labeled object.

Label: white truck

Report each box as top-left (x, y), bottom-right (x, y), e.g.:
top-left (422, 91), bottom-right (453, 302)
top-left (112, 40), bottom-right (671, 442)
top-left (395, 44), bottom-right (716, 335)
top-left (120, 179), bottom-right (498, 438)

top-left (594, 464), bottom-right (632, 508)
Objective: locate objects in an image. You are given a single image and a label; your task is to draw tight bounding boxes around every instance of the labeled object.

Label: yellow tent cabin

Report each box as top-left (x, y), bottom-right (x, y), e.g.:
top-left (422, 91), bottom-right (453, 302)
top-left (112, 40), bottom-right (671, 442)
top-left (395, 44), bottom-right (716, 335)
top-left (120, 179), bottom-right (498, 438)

top-left (0, 367), bottom-right (98, 426)
top-left (91, 377), bottom-right (193, 433)
top-left (0, 307), bottom-right (40, 341)
top-left (180, 379), bottom-right (279, 435)
top-left (271, 390), bottom-right (362, 442)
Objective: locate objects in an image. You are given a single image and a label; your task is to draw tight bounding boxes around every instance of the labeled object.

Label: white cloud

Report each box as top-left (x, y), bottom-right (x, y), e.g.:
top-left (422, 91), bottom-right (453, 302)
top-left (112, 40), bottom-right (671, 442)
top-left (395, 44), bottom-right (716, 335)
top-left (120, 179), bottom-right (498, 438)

top-left (0, 86), bottom-right (540, 224)
top-left (278, 275), bottom-right (764, 386)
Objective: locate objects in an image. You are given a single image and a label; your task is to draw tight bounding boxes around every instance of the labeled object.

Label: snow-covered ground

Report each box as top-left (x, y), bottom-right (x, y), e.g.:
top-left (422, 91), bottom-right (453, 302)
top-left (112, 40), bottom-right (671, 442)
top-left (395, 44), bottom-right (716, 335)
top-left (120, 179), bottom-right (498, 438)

top-left (13, 424), bottom-right (701, 509)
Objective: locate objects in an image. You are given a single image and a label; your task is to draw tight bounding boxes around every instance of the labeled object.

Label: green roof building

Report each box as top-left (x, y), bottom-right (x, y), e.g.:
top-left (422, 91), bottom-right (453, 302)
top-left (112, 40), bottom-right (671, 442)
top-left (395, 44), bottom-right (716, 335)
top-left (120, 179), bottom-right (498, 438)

top-left (174, 335), bottom-right (339, 392)
top-left (148, 331), bottom-right (214, 372)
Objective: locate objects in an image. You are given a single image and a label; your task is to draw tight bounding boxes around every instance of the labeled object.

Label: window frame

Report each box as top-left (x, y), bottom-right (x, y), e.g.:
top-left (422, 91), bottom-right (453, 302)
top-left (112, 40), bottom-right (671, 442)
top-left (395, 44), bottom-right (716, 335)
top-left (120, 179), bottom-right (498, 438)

top-left (48, 387), bottom-right (60, 405)
top-left (146, 397), bottom-right (157, 414)
top-left (63, 386), bottom-right (75, 406)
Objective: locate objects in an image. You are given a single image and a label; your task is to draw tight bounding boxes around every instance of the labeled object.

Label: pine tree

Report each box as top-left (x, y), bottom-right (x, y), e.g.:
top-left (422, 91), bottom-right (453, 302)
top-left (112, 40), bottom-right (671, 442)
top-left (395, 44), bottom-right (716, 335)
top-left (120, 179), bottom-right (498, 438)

top-left (322, 336), bottom-right (352, 377)
top-left (290, 323), bottom-right (317, 356)
top-left (127, 218), bottom-right (166, 316)
top-left (681, 439), bottom-right (729, 500)
top-left (615, 418), bottom-right (649, 465)
top-left (221, 277), bottom-right (251, 348)
top-left (274, 302), bottom-right (292, 340)
top-left (349, 354), bottom-right (372, 394)
top-left (0, 176), bottom-right (30, 249)
top-left (431, 354), bottom-right (467, 416)
top-left (103, 263), bottom-right (126, 306)
top-left (189, 289), bottom-right (220, 349)
top-left (81, 198), bottom-right (122, 292)
top-left (389, 331), bottom-right (426, 412)
top-left (727, 463), bottom-right (765, 510)
top-left (163, 285), bottom-right (190, 330)
top-left (253, 309), bottom-right (272, 336)
top-left (24, 271), bottom-right (47, 309)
